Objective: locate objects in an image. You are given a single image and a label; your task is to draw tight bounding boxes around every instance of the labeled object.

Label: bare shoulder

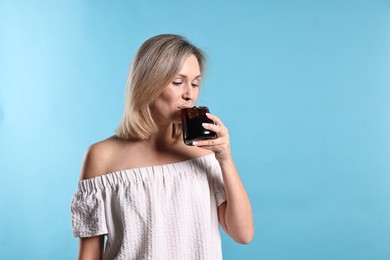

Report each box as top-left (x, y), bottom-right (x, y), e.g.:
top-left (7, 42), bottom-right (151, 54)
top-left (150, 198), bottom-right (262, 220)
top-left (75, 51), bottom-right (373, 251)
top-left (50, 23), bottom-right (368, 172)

top-left (79, 136), bottom-right (120, 180)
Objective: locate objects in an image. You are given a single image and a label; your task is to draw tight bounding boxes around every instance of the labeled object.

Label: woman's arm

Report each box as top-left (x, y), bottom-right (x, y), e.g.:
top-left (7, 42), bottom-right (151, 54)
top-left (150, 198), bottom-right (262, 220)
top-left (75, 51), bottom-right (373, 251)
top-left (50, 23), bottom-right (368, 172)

top-left (77, 143), bottom-right (111, 258)
top-left (193, 113), bottom-right (254, 244)
top-left (79, 236), bottom-right (105, 260)
top-left (216, 162), bottom-right (254, 244)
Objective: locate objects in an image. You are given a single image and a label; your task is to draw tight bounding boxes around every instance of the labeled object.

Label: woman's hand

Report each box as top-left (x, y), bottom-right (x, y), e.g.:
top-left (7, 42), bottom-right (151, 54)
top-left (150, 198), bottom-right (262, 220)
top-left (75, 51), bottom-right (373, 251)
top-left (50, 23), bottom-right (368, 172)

top-left (192, 113), bottom-right (232, 164)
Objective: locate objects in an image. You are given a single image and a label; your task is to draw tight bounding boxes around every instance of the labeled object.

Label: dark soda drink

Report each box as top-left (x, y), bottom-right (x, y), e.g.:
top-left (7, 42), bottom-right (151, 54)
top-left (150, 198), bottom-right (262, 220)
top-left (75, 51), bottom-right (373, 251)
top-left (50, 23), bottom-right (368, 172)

top-left (181, 106), bottom-right (218, 146)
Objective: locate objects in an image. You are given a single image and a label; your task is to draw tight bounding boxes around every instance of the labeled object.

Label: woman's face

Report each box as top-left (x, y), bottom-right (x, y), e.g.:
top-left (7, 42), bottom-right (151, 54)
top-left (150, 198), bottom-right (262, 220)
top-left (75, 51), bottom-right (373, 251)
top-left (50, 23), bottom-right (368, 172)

top-left (152, 54), bottom-right (201, 125)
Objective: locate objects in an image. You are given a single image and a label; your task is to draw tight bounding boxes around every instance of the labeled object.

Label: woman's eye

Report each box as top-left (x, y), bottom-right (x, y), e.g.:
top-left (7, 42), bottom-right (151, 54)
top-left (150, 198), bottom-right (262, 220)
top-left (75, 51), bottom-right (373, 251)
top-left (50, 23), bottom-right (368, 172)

top-left (172, 82), bottom-right (182, 86)
top-left (191, 83), bottom-right (199, 88)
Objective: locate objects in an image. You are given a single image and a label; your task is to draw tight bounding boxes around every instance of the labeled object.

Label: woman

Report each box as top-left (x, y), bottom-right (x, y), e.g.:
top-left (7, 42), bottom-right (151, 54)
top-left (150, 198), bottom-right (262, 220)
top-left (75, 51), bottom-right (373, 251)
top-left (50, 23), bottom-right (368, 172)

top-left (71, 34), bottom-right (254, 260)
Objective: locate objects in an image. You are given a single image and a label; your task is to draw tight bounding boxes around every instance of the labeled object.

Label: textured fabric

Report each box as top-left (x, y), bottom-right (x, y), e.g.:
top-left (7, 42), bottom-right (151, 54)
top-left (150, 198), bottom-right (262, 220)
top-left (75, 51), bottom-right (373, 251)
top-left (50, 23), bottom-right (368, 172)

top-left (71, 154), bottom-right (227, 260)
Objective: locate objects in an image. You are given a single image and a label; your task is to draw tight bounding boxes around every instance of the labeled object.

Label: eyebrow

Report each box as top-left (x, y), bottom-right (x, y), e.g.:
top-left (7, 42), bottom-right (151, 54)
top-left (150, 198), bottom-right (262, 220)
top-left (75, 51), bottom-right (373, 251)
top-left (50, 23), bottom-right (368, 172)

top-left (177, 74), bottom-right (202, 79)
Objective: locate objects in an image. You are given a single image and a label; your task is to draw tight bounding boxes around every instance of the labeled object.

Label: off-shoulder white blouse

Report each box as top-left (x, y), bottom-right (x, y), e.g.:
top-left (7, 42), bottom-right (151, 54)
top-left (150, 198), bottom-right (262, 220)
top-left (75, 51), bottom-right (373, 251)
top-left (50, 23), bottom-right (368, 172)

top-left (71, 153), bottom-right (227, 260)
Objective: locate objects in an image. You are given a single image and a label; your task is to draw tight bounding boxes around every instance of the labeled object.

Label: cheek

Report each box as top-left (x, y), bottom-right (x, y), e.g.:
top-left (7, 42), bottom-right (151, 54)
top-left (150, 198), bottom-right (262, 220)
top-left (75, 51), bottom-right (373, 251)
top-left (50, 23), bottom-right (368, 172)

top-left (160, 88), bottom-right (181, 103)
top-left (157, 92), bottom-right (175, 104)
top-left (153, 93), bottom-right (178, 112)
top-left (194, 88), bottom-right (200, 99)
top-left (190, 89), bottom-right (200, 103)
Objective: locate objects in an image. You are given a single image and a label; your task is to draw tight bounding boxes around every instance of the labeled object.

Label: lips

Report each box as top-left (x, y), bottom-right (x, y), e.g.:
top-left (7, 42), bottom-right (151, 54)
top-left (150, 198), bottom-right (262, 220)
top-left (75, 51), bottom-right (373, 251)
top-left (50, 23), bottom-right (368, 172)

top-left (177, 104), bottom-right (192, 110)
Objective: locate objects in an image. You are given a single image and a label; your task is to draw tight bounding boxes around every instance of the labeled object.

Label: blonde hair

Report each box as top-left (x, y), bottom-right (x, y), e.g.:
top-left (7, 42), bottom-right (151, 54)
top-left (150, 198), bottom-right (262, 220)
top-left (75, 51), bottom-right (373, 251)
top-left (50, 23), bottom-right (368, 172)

top-left (115, 34), bottom-right (206, 140)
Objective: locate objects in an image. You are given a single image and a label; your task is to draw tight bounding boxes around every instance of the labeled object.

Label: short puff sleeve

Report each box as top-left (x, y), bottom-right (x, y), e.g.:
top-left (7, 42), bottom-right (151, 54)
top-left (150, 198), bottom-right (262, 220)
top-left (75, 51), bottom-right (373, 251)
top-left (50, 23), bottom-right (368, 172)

top-left (71, 182), bottom-right (108, 238)
top-left (208, 156), bottom-right (227, 207)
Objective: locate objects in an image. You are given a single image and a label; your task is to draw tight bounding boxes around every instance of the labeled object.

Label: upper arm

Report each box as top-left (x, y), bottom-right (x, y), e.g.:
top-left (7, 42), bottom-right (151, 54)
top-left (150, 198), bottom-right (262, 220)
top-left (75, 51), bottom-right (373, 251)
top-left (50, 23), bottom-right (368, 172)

top-left (217, 201), bottom-right (229, 234)
top-left (77, 143), bottom-right (110, 259)
top-left (79, 236), bottom-right (105, 260)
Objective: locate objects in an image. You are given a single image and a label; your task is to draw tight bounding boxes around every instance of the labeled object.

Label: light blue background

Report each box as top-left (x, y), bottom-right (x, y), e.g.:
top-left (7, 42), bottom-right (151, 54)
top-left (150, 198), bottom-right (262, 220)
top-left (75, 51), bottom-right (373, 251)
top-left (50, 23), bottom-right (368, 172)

top-left (1, 0), bottom-right (389, 259)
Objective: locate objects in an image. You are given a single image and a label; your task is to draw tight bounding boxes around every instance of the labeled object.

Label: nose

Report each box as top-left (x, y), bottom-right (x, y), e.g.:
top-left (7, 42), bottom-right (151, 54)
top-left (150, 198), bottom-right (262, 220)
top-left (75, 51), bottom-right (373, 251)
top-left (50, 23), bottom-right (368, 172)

top-left (182, 84), bottom-right (194, 101)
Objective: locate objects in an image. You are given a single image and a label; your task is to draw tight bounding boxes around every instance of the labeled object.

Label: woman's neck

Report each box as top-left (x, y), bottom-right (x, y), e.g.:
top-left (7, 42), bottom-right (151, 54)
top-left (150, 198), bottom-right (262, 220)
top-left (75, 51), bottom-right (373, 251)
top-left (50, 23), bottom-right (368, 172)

top-left (148, 123), bottom-right (179, 148)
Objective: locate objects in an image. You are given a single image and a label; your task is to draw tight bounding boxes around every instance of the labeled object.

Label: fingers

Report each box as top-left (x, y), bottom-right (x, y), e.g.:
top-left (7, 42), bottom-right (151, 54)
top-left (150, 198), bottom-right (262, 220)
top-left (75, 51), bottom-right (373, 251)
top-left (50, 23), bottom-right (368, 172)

top-left (203, 112), bottom-right (228, 135)
top-left (193, 112), bottom-right (232, 163)
top-left (193, 124), bottom-right (229, 148)
top-left (205, 112), bottom-right (224, 127)
top-left (193, 138), bottom-right (220, 147)
top-left (201, 122), bottom-right (220, 134)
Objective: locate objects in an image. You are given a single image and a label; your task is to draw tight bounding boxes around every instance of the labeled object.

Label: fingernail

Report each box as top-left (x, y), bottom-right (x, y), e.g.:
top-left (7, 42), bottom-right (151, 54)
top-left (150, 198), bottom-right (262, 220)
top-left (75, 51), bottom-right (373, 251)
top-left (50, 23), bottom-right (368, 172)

top-left (192, 141), bottom-right (198, 145)
top-left (202, 123), bottom-right (208, 127)
top-left (206, 113), bottom-right (211, 116)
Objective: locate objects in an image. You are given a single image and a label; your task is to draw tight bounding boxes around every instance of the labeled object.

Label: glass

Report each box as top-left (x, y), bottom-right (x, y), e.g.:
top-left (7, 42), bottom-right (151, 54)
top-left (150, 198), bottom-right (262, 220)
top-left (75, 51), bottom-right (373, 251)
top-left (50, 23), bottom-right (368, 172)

top-left (181, 106), bottom-right (218, 145)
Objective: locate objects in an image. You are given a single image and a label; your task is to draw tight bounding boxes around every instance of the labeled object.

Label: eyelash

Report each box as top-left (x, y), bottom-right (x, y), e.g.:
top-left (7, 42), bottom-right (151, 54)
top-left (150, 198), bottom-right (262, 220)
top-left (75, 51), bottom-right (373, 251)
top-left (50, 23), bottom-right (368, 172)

top-left (172, 82), bottom-right (199, 88)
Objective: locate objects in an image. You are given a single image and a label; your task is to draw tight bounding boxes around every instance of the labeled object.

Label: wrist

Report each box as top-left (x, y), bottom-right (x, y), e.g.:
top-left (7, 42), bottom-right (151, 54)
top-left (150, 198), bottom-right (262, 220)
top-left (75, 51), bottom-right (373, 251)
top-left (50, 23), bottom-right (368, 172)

top-left (218, 158), bottom-right (234, 167)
